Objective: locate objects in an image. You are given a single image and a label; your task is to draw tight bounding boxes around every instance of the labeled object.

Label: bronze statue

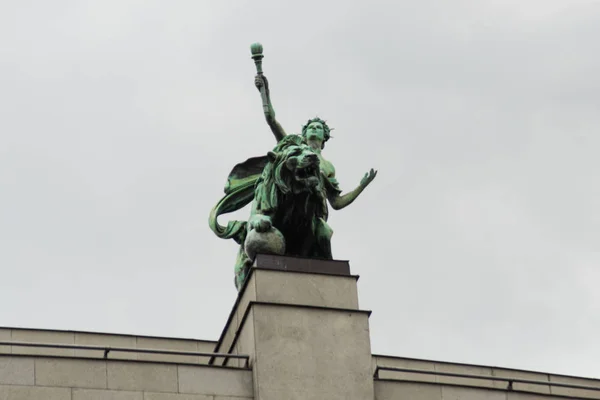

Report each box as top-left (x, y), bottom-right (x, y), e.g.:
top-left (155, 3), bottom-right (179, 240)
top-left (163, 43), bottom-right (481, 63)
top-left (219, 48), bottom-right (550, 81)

top-left (209, 43), bottom-right (377, 290)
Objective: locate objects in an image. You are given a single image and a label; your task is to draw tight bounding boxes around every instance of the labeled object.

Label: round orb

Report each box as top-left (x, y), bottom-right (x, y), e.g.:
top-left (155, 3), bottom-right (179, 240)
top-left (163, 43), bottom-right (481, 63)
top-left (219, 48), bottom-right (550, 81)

top-left (244, 227), bottom-right (285, 261)
top-left (250, 42), bottom-right (263, 55)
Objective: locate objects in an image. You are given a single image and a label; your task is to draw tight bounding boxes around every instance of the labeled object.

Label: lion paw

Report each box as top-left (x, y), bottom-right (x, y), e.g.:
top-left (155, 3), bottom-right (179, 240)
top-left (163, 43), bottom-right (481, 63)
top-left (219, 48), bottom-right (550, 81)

top-left (249, 215), bottom-right (272, 233)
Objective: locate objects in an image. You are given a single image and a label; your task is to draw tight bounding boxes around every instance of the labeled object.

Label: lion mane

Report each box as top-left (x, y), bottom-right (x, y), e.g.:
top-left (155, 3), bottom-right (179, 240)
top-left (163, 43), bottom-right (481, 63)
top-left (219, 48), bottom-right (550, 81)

top-left (253, 135), bottom-right (327, 220)
top-left (209, 134), bottom-right (333, 290)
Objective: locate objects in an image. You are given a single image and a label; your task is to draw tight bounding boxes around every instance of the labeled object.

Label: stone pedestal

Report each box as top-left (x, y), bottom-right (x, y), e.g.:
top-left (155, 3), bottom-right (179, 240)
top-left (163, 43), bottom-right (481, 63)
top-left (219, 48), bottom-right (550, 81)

top-left (211, 254), bottom-right (374, 400)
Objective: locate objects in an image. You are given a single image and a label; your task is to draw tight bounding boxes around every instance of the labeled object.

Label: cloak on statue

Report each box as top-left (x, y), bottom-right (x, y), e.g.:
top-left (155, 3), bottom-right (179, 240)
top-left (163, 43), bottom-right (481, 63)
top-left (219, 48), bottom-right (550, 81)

top-left (208, 155), bottom-right (269, 246)
top-left (209, 137), bottom-right (343, 290)
top-left (208, 149), bottom-right (342, 246)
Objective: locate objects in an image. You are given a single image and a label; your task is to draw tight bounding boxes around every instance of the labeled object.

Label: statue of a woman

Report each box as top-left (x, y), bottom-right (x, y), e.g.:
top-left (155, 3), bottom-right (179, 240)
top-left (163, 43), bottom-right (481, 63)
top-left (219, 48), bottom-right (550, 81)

top-left (254, 74), bottom-right (377, 213)
top-left (208, 45), bottom-right (378, 290)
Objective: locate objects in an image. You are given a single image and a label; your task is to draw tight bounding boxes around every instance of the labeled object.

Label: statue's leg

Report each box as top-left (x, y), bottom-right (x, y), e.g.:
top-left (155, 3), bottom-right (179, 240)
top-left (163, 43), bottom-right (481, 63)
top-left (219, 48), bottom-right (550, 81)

top-left (234, 246), bottom-right (252, 290)
top-left (315, 217), bottom-right (334, 259)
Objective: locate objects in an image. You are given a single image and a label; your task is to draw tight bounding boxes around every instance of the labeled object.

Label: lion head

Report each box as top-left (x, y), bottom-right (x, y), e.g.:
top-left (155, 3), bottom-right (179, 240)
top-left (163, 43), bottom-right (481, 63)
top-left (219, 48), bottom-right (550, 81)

top-left (254, 135), bottom-right (325, 214)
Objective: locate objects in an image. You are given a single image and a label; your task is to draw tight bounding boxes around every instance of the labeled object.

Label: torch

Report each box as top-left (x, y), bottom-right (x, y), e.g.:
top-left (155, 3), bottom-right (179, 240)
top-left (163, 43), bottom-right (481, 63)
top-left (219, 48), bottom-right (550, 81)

top-left (250, 42), bottom-right (270, 114)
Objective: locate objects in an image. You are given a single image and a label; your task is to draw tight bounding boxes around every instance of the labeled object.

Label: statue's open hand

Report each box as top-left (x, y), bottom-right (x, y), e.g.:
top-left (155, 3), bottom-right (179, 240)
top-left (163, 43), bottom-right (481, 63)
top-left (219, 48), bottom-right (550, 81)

top-left (249, 214), bottom-right (272, 233)
top-left (360, 168), bottom-right (377, 188)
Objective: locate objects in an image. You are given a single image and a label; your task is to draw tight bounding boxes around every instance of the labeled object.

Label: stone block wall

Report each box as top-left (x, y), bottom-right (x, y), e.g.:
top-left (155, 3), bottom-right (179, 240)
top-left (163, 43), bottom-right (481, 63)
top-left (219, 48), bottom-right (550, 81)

top-left (373, 355), bottom-right (600, 399)
top-left (0, 355), bottom-right (253, 400)
top-left (0, 327), bottom-right (216, 364)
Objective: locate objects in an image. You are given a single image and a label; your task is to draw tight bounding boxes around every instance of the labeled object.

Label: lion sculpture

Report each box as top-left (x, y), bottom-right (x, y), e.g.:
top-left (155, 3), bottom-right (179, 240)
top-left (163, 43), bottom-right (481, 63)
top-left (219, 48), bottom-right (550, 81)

top-left (209, 135), bottom-right (334, 289)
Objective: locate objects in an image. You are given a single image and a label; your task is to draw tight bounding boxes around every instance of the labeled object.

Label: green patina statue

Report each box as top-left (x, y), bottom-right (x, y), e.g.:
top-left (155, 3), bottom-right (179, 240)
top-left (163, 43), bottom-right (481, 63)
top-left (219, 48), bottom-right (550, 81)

top-left (209, 43), bottom-right (377, 290)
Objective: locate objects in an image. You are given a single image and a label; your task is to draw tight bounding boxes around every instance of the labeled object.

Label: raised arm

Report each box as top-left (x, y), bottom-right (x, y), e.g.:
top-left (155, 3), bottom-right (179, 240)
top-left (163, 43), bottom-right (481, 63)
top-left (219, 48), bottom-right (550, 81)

top-left (327, 168), bottom-right (377, 210)
top-left (255, 74), bottom-right (286, 142)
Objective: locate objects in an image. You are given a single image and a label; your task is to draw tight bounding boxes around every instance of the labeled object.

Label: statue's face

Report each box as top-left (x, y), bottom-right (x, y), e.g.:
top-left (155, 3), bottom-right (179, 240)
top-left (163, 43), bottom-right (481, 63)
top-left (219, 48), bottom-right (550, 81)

top-left (305, 121), bottom-right (325, 142)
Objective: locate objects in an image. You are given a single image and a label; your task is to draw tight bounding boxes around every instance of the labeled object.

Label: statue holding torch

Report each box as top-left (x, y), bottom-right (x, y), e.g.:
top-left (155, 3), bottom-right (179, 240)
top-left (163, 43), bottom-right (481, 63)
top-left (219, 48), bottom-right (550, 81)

top-left (208, 43), bottom-right (378, 290)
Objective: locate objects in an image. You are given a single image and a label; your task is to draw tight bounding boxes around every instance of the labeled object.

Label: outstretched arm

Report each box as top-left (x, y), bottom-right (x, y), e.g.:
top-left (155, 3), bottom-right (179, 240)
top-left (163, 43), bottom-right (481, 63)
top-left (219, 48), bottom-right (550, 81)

top-left (255, 75), bottom-right (286, 142)
top-left (328, 169), bottom-right (377, 210)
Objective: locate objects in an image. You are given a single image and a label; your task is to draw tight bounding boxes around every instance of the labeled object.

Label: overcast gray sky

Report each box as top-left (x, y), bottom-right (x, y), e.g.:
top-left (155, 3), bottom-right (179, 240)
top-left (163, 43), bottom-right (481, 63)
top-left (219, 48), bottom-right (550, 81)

top-left (1, 0), bottom-right (599, 379)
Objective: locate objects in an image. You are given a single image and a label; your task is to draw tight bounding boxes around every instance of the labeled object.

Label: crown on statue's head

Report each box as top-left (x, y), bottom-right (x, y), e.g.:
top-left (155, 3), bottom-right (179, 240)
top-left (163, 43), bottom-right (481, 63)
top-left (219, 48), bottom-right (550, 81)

top-left (301, 117), bottom-right (333, 144)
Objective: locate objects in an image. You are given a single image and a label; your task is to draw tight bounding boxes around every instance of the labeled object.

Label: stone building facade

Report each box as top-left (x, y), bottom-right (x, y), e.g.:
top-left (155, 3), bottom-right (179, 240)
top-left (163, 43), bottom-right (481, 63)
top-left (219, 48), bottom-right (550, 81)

top-left (0, 255), bottom-right (598, 400)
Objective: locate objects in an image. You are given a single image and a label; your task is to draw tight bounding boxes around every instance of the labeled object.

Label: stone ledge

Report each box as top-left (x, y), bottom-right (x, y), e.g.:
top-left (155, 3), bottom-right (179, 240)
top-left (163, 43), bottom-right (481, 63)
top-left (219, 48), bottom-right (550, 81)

top-left (0, 353), bottom-right (249, 369)
top-left (374, 379), bottom-right (600, 400)
top-left (373, 354), bottom-right (600, 398)
top-left (0, 327), bottom-right (215, 345)
top-left (253, 254), bottom-right (352, 276)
